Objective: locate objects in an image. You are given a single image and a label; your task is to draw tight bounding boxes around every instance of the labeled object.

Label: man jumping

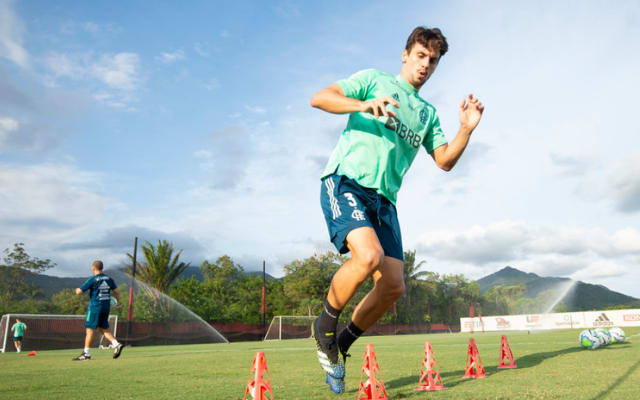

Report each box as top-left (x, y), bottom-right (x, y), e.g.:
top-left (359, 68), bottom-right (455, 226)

top-left (73, 260), bottom-right (124, 360)
top-left (310, 26), bottom-right (484, 394)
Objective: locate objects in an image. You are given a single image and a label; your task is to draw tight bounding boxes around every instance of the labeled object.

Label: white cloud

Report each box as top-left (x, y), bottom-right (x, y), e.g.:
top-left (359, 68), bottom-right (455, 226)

top-left (44, 53), bottom-right (86, 79)
top-left (82, 22), bottom-right (99, 33)
top-left (0, 116), bottom-right (19, 143)
top-left (0, 116), bottom-right (62, 153)
top-left (245, 105), bottom-right (266, 114)
top-left (571, 259), bottom-right (629, 281)
top-left (0, 0), bottom-right (29, 68)
top-left (607, 153), bottom-right (640, 213)
top-left (44, 51), bottom-right (141, 91)
top-left (0, 163), bottom-right (116, 234)
top-left (575, 152), bottom-right (640, 214)
top-left (60, 21), bottom-right (120, 36)
top-left (415, 221), bottom-right (640, 284)
top-left (204, 78), bottom-right (219, 91)
top-left (158, 50), bottom-right (185, 64)
top-left (193, 150), bottom-right (212, 159)
top-left (91, 53), bottom-right (140, 90)
top-left (43, 51), bottom-right (141, 108)
top-left (193, 42), bottom-right (209, 57)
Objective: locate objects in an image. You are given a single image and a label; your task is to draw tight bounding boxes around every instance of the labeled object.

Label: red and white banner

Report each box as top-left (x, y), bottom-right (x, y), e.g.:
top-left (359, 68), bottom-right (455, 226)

top-left (460, 309), bottom-right (640, 332)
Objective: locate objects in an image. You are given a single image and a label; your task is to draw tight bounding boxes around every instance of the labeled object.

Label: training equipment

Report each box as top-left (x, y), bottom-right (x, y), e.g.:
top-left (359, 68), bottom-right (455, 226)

top-left (498, 334), bottom-right (518, 369)
top-left (595, 328), bottom-right (612, 345)
top-left (263, 315), bottom-right (315, 340)
top-left (417, 342), bottom-right (446, 391)
top-left (358, 344), bottom-right (388, 400)
top-left (609, 327), bottom-right (625, 343)
top-left (464, 338), bottom-right (486, 378)
top-left (243, 352), bottom-right (273, 400)
top-left (110, 296), bottom-right (118, 306)
top-left (579, 329), bottom-right (601, 349)
top-left (26, 351), bottom-right (36, 356)
top-left (1, 314), bottom-right (117, 353)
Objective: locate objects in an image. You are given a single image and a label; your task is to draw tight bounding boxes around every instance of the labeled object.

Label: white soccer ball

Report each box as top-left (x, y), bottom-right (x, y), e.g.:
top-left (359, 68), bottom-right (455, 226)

top-left (579, 329), bottom-right (600, 349)
top-left (595, 328), bottom-right (612, 345)
top-left (609, 327), bottom-right (625, 343)
top-left (110, 296), bottom-right (118, 306)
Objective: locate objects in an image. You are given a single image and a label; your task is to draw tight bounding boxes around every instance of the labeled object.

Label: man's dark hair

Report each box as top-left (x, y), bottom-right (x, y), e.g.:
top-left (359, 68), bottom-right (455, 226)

top-left (92, 260), bottom-right (104, 271)
top-left (405, 26), bottom-right (448, 57)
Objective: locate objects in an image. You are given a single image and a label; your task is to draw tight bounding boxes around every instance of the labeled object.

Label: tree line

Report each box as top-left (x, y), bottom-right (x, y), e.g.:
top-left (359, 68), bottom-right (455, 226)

top-left (1, 241), bottom-right (635, 325)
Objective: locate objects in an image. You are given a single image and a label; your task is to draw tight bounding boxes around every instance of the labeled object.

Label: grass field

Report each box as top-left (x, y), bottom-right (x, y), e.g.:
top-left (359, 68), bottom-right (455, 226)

top-left (1, 328), bottom-right (638, 399)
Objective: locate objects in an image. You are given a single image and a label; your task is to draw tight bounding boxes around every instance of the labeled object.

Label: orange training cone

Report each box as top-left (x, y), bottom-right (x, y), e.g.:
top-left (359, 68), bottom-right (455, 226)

top-left (464, 338), bottom-right (486, 378)
top-left (26, 351), bottom-right (36, 357)
top-left (243, 352), bottom-right (273, 400)
top-left (357, 344), bottom-right (388, 400)
top-left (498, 335), bottom-right (517, 369)
top-left (417, 342), bottom-right (446, 391)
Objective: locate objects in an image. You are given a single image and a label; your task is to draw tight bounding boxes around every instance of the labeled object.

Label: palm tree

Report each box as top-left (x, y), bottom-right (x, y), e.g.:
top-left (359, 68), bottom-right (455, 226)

top-left (402, 250), bottom-right (430, 308)
top-left (126, 240), bottom-right (190, 293)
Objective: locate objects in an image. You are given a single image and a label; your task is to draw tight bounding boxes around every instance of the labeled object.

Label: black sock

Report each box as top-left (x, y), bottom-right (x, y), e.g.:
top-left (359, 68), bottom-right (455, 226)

top-left (338, 320), bottom-right (364, 354)
top-left (316, 299), bottom-right (342, 335)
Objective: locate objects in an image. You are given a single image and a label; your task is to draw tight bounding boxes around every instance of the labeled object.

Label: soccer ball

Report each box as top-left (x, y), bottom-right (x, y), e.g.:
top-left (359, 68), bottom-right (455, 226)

top-left (609, 327), bottom-right (625, 343)
top-left (595, 328), bottom-right (612, 345)
top-left (110, 296), bottom-right (118, 306)
top-left (579, 329), bottom-right (601, 349)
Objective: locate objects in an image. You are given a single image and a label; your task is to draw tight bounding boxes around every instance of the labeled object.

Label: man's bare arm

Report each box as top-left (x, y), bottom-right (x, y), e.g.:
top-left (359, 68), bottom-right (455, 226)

top-left (113, 288), bottom-right (120, 302)
top-left (310, 83), bottom-right (399, 118)
top-left (430, 93), bottom-right (484, 171)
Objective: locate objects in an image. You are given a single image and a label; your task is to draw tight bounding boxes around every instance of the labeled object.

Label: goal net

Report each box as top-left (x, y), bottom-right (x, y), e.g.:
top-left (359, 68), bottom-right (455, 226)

top-left (264, 316), bottom-right (316, 341)
top-left (1, 314), bottom-right (117, 353)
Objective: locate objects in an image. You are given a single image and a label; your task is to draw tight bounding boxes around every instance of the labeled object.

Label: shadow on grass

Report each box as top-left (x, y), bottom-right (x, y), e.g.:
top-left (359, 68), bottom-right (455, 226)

top-left (378, 343), bottom-right (617, 396)
top-left (590, 357), bottom-right (640, 400)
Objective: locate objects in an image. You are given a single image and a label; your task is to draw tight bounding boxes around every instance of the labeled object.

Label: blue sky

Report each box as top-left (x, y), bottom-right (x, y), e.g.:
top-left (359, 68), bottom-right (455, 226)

top-left (1, 0), bottom-right (640, 298)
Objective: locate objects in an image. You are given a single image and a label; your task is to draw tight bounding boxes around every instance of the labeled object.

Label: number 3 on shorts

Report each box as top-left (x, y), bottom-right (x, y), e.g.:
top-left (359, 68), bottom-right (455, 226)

top-left (344, 192), bottom-right (357, 207)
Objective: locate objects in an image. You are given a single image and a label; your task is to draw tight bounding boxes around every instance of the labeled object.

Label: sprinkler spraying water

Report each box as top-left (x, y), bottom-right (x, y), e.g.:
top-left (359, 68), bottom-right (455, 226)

top-left (108, 269), bottom-right (228, 345)
top-left (542, 279), bottom-right (577, 314)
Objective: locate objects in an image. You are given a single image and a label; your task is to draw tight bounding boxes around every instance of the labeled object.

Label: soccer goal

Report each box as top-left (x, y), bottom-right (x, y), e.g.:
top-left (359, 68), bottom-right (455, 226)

top-left (264, 315), bottom-right (317, 341)
top-left (1, 314), bottom-right (118, 353)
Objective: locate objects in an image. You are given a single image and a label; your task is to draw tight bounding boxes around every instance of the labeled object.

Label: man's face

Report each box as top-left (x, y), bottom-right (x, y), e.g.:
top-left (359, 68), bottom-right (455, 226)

top-left (401, 42), bottom-right (440, 89)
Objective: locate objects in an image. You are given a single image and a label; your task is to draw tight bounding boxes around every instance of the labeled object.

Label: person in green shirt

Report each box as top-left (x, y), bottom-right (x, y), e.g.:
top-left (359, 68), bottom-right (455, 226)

top-left (311, 26), bottom-right (484, 394)
top-left (11, 318), bottom-right (27, 352)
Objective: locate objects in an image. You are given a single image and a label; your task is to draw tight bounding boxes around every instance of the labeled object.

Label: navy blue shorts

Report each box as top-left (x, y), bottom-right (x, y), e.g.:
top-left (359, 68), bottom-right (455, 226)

top-left (85, 308), bottom-right (110, 330)
top-left (320, 174), bottom-right (403, 260)
top-left (13, 336), bottom-right (23, 342)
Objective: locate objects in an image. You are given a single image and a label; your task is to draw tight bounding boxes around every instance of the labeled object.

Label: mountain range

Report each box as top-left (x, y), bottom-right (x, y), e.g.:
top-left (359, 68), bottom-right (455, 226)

top-left (477, 266), bottom-right (639, 311)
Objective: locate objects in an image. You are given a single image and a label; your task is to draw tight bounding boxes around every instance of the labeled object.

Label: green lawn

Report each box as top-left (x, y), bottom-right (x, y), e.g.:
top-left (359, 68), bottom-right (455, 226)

top-left (1, 328), bottom-right (638, 399)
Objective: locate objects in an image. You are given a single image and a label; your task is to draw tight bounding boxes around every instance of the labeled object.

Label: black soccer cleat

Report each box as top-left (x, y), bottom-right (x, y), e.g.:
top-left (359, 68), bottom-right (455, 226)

top-left (113, 343), bottom-right (124, 359)
top-left (313, 319), bottom-right (345, 380)
top-left (72, 352), bottom-right (91, 361)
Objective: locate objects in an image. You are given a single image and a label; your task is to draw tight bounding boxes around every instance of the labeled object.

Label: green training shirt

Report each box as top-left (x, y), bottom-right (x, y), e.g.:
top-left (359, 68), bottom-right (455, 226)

top-left (321, 69), bottom-right (448, 204)
top-left (12, 321), bottom-right (26, 337)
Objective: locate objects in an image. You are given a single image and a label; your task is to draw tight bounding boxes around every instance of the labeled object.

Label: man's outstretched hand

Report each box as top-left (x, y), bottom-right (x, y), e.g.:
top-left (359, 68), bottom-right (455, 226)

top-left (360, 96), bottom-right (399, 118)
top-left (459, 93), bottom-right (484, 132)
